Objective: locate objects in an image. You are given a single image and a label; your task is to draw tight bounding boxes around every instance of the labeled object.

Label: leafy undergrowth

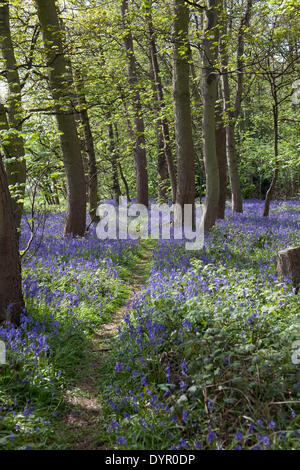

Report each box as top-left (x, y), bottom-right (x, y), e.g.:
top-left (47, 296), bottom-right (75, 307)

top-left (0, 213), bottom-right (143, 450)
top-left (100, 200), bottom-right (300, 450)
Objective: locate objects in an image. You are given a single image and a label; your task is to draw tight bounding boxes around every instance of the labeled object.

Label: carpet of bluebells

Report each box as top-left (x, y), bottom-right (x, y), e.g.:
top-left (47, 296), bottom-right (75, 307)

top-left (103, 200), bottom-right (300, 450)
top-left (0, 211), bottom-right (137, 449)
top-left (0, 200), bottom-right (299, 450)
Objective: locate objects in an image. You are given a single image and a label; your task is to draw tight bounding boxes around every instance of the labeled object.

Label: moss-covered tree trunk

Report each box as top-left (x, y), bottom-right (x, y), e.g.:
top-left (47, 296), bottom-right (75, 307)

top-left (0, 0), bottom-right (26, 232)
top-left (34, 0), bottom-right (86, 236)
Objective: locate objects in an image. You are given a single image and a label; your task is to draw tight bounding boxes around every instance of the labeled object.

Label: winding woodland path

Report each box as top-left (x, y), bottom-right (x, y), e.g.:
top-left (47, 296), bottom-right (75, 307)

top-left (54, 243), bottom-right (153, 450)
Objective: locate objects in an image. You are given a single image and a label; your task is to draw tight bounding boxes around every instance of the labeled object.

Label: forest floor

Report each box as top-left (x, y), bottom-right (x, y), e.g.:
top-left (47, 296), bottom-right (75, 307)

top-left (52, 242), bottom-right (154, 450)
top-left (1, 201), bottom-right (299, 450)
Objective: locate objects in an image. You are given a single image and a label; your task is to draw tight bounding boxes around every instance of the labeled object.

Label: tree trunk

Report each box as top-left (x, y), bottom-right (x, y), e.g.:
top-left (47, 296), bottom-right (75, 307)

top-left (0, 0), bottom-right (26, 232)
top-left (74, 70), bottom-right (99, 223)
top-left (277, 246), bottom-right (300, 293)
top-left (108, 123), bottom-right (121, 203)
top-left (114, 123), bottom-right (131, 201)
top-left (0, 155), bottom-right (24, 323)
top-left (219, 0), bottom-right (253, 214)
top-left (220, 60), bottom-right (243, 213)
top-left (118, 162), bottom-right (131, 202)
top-left (121, 0), bottom-right (148, 207)
top-left (173, 0), bottom-right (195, 224)
top-left (34, 0), bottom-right (86, 236)
top-left (147, 1), bottom-right (177, 203)
top-left (156, 121), bottom-right (168, 202)
top-left (263, 103), bottom-right (279, 216)
top-left (215, 97), bottom-right (227, 219)
top-left (202, 0), bottom-right (220, 232)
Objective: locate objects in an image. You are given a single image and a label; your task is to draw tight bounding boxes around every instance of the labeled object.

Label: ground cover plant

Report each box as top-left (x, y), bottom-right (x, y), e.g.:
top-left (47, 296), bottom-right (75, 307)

top-left (0, 200), bottom-right (299, 450)
top-left (100, 200), bottom-right (300, 450)
top-left (0, 212), bottom-right (139, 449)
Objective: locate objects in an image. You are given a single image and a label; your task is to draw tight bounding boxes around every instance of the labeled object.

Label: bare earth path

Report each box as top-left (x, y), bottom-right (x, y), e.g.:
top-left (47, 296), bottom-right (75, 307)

top-left (54, 243), bottom-right (153, 450)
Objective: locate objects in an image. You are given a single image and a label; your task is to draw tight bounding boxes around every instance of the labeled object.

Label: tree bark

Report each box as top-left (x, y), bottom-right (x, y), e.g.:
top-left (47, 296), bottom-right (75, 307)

top-left (0, 0), bottom-right (26, 232)
top-left (220, 0), bottom-right (253, 213)
top-left (220, 47), bottom-right (243, 213)
top-left (146, 1), bottom-right (177, 203)
top-left (263, 103), bottom-right (279, 216)
top-left (277, 246), bottom-right (300, 293)
top-left (114, 123), bottom-right (131, 201)
top-left (156, 121), bottom-right (169, 202)
top-left (118, 162), bottom-right (131, 202)
top-left (34, 0), bottom-right (86, 236)
top-left (215, 96), bottom-right (227, 219)
top-left (173, 0), bottom-right (195, 224)
top-left (108, 123), bottom-right (121, 203)
top-left (74, 70), bottom-right (99, 223)
top-left (121, 0), bottom-right (148, 207)
top-left (0, 155), bottom-right (24, 323)
top-left (202, 0), bottom-right (220, 232)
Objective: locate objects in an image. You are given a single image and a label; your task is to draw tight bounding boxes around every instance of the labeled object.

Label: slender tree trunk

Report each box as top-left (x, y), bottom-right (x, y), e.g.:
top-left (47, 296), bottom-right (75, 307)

top-left (156, 122), bottom-right (168, 202)
top-left (121, 0), bottom-right (148, 207)
top-left (34, 0), bottom-right (86, 236)
top-left (234, 0), bottom-right (253, 117)
top-left (215, 96), bottom-right (227, 219)
top-left (51, 178), bottom-right (60, 205)
top-left (202, 0), bottom-right (220, 232)
top-left (220, 0), bottom-right (253, 213)
top-left (0, 0), bottom-right (26, 232)
top-left (220, 51), bottom-right (243, 213)
top-left (74, 70), bottom-right (99, 223)
top-left (263, 103), bottom-right (279, 216)
top-left (148, 68), bottom-right (169, 202)
top-left (114, 123), bottom-right (131, 201)
top-left (118, 162), bottom-right (131, 202)
top-left (108, 123), bottom-right (121, 203)
top-left (146, 1), bottom-right (177, 203)
top-left (0, 155), bottom-right (24, 323)
top-left (173, 0), bottom-right (195, 224)
top-left (189, 47), bottom-right (206, 202)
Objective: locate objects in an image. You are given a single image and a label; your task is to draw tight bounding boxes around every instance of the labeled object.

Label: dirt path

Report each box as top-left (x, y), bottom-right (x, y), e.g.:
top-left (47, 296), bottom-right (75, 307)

top-left (57, 244), bottom-right (153, 450)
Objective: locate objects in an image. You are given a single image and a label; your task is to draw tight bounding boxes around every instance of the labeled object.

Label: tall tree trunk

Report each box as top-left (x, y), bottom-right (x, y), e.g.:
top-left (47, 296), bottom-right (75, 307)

top-left (263, 103), bottom-right (279, 217)
top-left (0, 155), bottom-right (24, 323)
top-left (202, 0), bottom-right (220, 232)
top-left (34, 0), bottom-right (86, 236)
top-left (173, 0), bottom-right (195, 224)
top-left (74, 70), bottom-right (99, 223)
top-left (108, 123), bottom-right (121, 203)
top-left (220, 48), bottom-right (243, 213)
top-left (0, 0), bottom-right (26, 232)
top-left (114, 123), bottom-right (131, 201)
top-left (215, 96), bottom-right (227, 219)
top-left (121, 0), bottom-right (148, 207)
top-left (156, 121), bottom-right (168, 202)
top-left (234, 0), bottom-right (253, 117)
top-left (220, 0), bottom-right (253, 213)
top-left (118, 162), bottom-right (131, 202)
top-left (146, 1), bottom-right (177, 203)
